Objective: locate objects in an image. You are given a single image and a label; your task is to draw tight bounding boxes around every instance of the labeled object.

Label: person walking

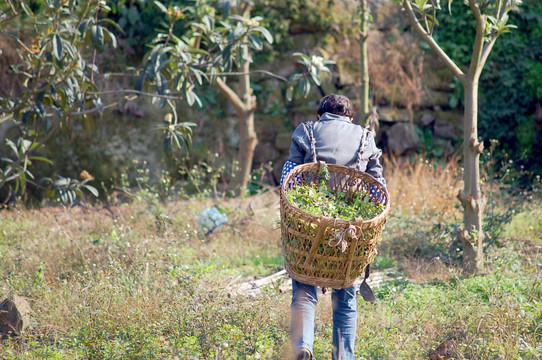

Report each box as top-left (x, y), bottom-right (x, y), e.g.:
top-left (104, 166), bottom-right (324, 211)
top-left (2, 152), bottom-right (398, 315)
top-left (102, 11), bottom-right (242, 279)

top-left (280, 94), bottom-right (386, 360)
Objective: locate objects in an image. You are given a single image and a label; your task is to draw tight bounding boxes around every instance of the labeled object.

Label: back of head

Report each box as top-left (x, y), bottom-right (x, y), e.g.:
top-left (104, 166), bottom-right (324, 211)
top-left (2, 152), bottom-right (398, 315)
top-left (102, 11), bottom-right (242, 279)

top-left (317, 94), bottom-right (354, 118)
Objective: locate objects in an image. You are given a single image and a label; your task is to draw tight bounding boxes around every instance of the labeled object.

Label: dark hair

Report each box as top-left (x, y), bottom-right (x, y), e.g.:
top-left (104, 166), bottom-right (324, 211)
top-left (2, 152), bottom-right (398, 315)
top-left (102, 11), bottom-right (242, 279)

top-left (317, 94), bottom-right (354, 118)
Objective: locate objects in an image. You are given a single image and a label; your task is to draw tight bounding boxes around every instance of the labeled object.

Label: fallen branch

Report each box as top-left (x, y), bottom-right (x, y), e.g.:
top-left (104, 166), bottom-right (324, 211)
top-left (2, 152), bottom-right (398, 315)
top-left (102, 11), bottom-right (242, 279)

top-left (228, 269), bottom-right (392, 297)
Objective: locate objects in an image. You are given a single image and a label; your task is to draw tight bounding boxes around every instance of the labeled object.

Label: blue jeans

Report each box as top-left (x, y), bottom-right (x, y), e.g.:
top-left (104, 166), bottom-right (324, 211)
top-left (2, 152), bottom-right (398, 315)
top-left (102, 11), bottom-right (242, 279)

top-left (290, 279), bottom-right (358, 360)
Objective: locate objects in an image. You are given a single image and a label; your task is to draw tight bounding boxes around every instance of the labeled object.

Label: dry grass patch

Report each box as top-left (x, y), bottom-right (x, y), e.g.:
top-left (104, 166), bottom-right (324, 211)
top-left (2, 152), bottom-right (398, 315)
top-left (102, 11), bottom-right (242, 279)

top-left (384, 154), bottom-right (462, 221)
top-left (400, 256), bottom-right (459, 284)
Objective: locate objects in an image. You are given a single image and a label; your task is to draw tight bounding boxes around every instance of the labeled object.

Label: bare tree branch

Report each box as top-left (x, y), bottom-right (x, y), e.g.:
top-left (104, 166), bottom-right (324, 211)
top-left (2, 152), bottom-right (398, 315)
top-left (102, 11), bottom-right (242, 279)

top-left (468, 0), bottom-right (508, 80)
top-left (402, 0), bottom-right (465, 82)
top-left (88, 89), bottom-right (181, 100)
top-left (213, 70), bottom-right (288, 82)
top-left (467, 0), bottom-right (486, 80)
top-left (468, 0), bottom-right (483, 23)
top-left (6, 0), bottom-right (18, 14)
top-left (63, 95), bottom-right (137, 117)
top-left (477, 35), bottom-right (498, 79)
top-left (215, 77), bottom-right (247, 115)
top-left (0, 114), bottom-right (13, 125)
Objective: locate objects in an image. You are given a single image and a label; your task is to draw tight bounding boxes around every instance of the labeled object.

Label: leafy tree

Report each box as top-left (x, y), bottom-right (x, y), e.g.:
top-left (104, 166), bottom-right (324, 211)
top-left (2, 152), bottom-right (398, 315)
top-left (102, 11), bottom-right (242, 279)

top-left (398, 0), bottom-right (523, 273)
top-left (138, 0), bottom-right (332, 194)
top-left (135, 0), bottom-right (274, 194)
top-left (0, 0), bottom-right (118, 205)
top-left (435, 0), bottom-right (542, 170)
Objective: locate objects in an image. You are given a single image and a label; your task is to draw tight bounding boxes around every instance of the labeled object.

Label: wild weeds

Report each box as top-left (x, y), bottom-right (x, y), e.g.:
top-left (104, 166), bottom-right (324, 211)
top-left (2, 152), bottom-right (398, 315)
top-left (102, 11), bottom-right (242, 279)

top-left (384, 154), bottom-right (462, 220)
top-left (1, 155), bottom-right (540, 359)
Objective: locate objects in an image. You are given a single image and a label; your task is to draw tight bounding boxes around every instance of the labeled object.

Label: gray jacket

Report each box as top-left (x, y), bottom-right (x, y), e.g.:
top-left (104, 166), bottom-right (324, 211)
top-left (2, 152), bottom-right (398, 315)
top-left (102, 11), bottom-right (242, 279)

top-left (287, 112), bottom-right (383, 178)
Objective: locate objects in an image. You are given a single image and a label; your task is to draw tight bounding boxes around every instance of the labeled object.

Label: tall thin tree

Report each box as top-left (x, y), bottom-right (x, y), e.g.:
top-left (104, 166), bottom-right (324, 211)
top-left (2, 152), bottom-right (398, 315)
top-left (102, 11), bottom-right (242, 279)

top-left (360, 0), bottom-right (370, 127)
top-left (399, 0), bottom-right (522, 273)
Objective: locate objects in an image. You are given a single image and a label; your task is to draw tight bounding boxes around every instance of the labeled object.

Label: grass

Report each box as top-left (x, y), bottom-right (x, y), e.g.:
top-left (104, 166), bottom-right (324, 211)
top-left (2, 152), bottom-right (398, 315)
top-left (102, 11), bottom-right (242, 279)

top-left (503, 207), bottom-right (542, 245)
top-left (1, 155), bottom-right (541, 359)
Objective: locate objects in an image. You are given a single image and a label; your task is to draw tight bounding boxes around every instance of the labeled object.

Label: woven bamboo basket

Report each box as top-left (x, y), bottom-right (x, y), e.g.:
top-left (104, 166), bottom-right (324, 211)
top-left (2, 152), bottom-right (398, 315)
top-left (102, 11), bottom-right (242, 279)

top-left (280, 162), bottom-right (390, 289)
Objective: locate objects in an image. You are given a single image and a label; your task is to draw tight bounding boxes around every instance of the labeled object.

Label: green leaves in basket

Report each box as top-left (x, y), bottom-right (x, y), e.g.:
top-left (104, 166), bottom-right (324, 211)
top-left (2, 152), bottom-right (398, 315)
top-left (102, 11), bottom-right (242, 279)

top-left (285, 170), bottom-right (385, 221)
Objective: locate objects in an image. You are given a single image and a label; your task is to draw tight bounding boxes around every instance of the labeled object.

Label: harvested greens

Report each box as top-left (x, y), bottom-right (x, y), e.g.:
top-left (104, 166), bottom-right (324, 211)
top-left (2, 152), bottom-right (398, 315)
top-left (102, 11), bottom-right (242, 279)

top-left (285, 163), bottom-right (385, 220)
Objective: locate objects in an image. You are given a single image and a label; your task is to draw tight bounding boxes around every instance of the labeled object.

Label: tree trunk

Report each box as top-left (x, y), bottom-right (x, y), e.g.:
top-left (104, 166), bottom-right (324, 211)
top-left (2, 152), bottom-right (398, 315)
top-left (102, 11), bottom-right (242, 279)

top-left (360, 0), bottom-right (370, 126)
top-left (235, 43), bottom-right (257, 195)
top-left (237, 108), bottom-right (257, 194)
top-left (400, 0), bottom-right (510, 275)
top-left (459, 80), bottom-right (485, 274)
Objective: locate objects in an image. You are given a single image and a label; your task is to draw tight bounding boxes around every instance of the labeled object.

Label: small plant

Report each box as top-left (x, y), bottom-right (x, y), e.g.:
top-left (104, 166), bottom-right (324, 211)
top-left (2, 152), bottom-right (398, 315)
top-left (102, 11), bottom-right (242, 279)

top-left (40, 172), bottom-right (99, 206)
top-left (0, 138), bottom-right (52, 198)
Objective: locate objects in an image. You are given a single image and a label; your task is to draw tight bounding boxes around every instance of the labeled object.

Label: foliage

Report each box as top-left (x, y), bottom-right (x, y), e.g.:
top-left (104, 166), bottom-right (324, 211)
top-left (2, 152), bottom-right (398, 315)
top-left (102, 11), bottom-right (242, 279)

top-left (434, 0), bottom-right (542, 174)
top-left (0, 137), bottom-right (52, 195)
top-left (285, 163), bottom-right (385, 220)
top-left (133, 0), bottom-right (339, 193)
top-left (253, 0), bottom-right (350, 51)
top-left (398, 0), bottom-right (529, 273)
top-left (286, 52), bottom-right (335, 101)
top-left (0, 0), bottom-right (347, 202)
top-left (41, 173), bottom-right (98, 206)
top-left (287, 182), bottom-right (384, 220)
top-left (107, 0), bottom-right (169, 61)
top-left (0, 0), bottom-right (118, 203)
top-left (134, 0), bottom-right (273, 147)
top-left (176, 152), bottom-right (230, 198)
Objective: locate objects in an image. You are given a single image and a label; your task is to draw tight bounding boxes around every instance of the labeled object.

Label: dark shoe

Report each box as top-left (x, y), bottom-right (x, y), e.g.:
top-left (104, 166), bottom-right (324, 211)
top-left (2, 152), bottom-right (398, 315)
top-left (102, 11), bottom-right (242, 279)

top-left (294, 347), bottom-right (312, 360)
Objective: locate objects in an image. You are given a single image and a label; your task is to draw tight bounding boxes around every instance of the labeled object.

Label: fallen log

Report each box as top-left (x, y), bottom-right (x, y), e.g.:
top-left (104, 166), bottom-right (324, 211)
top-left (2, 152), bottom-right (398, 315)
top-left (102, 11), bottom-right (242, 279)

top-left (228, 269), bottom-right (394, 298)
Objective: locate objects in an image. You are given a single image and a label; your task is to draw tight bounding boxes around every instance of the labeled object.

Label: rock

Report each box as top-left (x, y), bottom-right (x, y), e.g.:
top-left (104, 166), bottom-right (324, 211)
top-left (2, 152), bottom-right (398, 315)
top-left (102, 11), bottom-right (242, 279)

top-left (386, 122), bottom-right (421, 155)
top-left (423, 59), bottom-right (455, 92)
top-left (428, 338), bottom-right (460, 359)
top-left (429, 330), bottom-right (466, 360)
top-left (122, 101), bottom-right (144, 118)
top-left (291, 112), bottom-right (316, 129)
top-left (336, 58), bottom-right (358, 86)
top-left (433, 110), bottom-right (463, 127)
top-left (432, 138), bottom-right (455, 157)
top-left (0, 294), bottom-right (32, 338)
top-left (434, 119), bottom-right (457, 140)
top-left (420, 113), bottom-right (436, 127)
top-left (275, 131), bottom-right (293, 151)
top-left (378, 107), bottom-right (411, 123)
top-left (273, 161), bottom-right (285, 185)
top-left (372, 2), bottom-right (408, 31)
top-left (275, 64), bottom-right (296, 79)
top-left (420, 90), bottom-right (450, 109)
top-left (254, 142), bottom-right (278, 164)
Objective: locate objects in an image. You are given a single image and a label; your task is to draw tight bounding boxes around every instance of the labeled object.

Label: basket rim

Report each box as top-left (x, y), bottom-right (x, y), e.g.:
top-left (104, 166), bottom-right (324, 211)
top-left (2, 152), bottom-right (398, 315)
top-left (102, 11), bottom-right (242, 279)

top-left (280, 162), bottom-right (391, 226)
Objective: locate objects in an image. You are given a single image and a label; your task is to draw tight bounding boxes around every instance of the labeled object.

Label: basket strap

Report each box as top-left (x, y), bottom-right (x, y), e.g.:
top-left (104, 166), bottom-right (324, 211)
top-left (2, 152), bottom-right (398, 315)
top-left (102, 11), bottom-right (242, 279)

top-left (303, 121), bottom-right (317, 163)
top-left (355, 130), bottom-right (370, 171)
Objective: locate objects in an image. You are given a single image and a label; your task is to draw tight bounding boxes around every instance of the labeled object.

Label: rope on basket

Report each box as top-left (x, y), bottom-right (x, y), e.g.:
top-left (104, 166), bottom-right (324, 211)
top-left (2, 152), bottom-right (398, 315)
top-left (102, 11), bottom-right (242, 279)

top-left (303, 121), bottom-right (318, 163)
top-left (328, 220), bottom-right (362, 253)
